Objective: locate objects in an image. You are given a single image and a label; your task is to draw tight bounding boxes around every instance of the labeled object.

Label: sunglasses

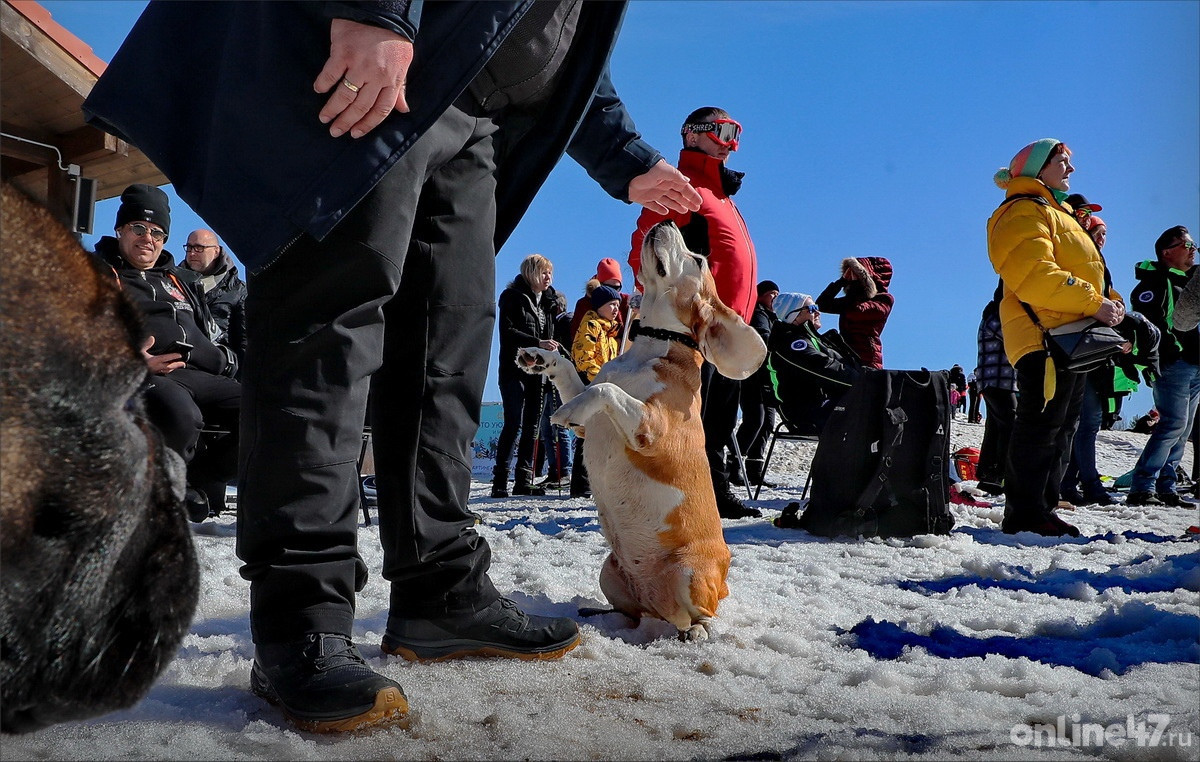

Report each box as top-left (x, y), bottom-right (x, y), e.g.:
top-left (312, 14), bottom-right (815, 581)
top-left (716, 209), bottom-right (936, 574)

top-left (184, 244), bottom-right (218, 253)
top-left (1169, 240), bottom-right (1198, 252)
top-left (801, 304), bottom-right (820, 316)
top-left (125, 222), bottom-right (167, 242)
top-left (682, 118), bottom-right (742, 150)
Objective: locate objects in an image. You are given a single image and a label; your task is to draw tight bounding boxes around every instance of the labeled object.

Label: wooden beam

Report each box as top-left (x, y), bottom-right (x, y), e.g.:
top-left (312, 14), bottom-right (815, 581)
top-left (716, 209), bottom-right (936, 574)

top-left (1, 2), bottom-right (97, 100)
top-left (60, 125), bottom-right (127, 164)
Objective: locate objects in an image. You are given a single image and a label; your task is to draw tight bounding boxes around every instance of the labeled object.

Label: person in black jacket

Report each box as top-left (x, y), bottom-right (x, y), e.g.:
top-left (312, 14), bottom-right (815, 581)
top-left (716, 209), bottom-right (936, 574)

top-left (182, 229), bottom-right (247, 374)
top-left (732, 280), bottom-right (780, 487)
top-left (494, 254), bottom-right (560, 497)
top-left (766, 296), bottom-right (862, 436)
top-left (1127, 226), bottom-right (1200, 507)
top-left (95, 185), bottom-right (240, 523)
top-left (83, 2), bottom-right (701, 732)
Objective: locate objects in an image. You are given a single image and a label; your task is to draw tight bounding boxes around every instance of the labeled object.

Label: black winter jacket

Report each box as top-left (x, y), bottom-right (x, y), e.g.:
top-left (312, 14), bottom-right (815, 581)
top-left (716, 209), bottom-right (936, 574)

top-left (1130, 260), bottom-right (1198, 366)
top-left (976, 297), bottom-right (1016, 393)
top-left (766, 320), bottom-right (862, 435)
top-left (83, 1), bottom-right (660, 270)
top-left (183, 250), bottom-right (247, 368)
top-left (497, 277), bottom-right (556, 381)
top-left (94, 237), bottom-right (237, 378)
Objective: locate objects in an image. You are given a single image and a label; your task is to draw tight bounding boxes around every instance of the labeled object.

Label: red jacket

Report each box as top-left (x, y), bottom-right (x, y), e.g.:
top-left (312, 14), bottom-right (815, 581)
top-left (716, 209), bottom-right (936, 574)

top-left (815, 257), bottom-right (894, 369)
top-left (629, 149), bottom-right (757, 322)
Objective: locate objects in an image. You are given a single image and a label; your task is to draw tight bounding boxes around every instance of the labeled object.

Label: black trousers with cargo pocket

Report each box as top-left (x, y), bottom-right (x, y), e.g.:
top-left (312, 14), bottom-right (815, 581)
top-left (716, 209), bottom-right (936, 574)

top-left (236, 99), bottom-right (502, 644)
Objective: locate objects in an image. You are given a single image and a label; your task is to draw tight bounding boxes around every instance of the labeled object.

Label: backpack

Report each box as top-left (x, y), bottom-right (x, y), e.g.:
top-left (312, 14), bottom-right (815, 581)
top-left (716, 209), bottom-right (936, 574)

top-left (951, 446), bottom-right (980, 481)
top-left (796, 368), bottom-right (954, 538)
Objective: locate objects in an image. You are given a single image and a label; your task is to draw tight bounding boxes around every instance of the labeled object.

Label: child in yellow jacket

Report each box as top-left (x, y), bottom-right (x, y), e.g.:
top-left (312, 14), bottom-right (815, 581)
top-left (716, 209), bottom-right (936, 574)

top-left (572, 285), bottom-right (622, 382)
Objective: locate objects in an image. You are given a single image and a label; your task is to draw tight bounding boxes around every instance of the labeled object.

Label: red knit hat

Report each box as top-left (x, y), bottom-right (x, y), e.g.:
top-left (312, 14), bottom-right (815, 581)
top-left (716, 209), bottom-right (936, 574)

top-left (595, 258), bottom-right (622, 284)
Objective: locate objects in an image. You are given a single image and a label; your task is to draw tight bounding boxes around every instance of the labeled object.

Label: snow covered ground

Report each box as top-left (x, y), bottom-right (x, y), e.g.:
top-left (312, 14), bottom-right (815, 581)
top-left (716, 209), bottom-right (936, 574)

top-left (4, 420), bottom-right (1198, 761)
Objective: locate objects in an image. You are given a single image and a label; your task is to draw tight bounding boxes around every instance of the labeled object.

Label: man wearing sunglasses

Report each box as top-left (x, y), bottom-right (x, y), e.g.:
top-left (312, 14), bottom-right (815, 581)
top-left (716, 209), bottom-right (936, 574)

top-left (629, 106), bottom-right (760, 519)
top-left (181, 229), bottom-right (247, 374)
top-left (93, 184), bottom-right (240, 524)
top-left (1126, 226), bottom-right (1200, 507)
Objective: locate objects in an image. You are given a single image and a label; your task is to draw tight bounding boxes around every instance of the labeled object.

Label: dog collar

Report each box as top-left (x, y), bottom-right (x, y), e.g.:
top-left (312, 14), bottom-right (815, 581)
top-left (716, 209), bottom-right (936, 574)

top-left (629, 320), bottom-right (700, 351)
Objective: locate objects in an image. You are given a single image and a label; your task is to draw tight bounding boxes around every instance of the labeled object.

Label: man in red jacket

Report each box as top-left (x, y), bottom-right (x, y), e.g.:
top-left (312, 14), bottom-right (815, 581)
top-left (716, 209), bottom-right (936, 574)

top-left (629, 107), bottom-right (760, 518)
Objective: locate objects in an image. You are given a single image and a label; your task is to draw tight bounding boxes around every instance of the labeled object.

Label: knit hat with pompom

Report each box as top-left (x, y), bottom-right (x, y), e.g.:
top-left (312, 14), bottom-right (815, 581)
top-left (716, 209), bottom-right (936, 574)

top-left (993, 138), bottom-right (1062, 189)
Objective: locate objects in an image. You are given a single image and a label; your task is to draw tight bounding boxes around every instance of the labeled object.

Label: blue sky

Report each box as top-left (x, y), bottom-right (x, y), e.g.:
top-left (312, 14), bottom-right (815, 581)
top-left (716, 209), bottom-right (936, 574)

top-left (45, 0), bottom-right (1199, 416)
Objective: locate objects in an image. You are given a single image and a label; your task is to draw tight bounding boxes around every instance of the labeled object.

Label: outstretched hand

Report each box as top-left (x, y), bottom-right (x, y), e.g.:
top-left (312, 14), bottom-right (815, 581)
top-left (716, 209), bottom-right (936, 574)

top-left (628, 160), bottom-right (702, 216)
top-left (314, 19), bottom-right (413, 139)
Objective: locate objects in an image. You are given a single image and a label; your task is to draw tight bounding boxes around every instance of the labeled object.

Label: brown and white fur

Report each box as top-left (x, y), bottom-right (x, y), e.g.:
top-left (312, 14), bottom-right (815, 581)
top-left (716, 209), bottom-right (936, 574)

top-left (516, 221), bottom-right (765, 640)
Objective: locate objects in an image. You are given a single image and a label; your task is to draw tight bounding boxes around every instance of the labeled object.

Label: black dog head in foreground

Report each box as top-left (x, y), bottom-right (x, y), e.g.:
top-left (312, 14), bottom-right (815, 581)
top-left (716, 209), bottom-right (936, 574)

top-left (0, 183), bottom-right (199, 733)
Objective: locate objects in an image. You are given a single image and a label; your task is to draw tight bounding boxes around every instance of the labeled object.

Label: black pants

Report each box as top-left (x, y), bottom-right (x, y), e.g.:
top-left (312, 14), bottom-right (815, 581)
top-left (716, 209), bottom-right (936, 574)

top-left (976, 386), bottom-right (1016, 486)
top-left (495, 371), bottom-right (545, 483)
top-left (237, 100), bottom-right (501, 644)
top-left (144, 367), bottom-right (240, 497)
top-left (735, 376), bottom-right (775, 463)
top-left (701, 362), bottom-right (741, 491)
top-left (1004, 353), bottom-right (1086, 522)
top-left (967, 387), bottom-right (981, 422)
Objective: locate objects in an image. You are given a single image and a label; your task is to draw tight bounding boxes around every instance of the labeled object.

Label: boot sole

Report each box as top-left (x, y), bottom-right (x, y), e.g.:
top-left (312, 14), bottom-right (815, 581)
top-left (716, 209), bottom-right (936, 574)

top-left (380, 632), bottom-right (581, 663)
top-left (251, 668), bottom-right (410, 734)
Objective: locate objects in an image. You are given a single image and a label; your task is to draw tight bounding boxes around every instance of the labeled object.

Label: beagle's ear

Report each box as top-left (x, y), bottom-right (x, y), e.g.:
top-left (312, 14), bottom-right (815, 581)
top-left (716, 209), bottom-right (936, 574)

top-left (696, 297), bottom-right (767, 381)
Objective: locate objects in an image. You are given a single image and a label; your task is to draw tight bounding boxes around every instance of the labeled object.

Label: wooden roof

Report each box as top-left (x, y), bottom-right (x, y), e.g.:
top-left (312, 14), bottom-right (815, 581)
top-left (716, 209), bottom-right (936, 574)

top-left (1, 0), bottom-right (167, 205)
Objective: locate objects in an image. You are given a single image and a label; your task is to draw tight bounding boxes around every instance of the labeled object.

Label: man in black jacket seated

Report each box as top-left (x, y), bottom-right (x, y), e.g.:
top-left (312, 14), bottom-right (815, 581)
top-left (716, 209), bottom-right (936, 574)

top-left (94, 184), bottom-right (240, 522)
top-left (767, 294), bottom-right (862, 436)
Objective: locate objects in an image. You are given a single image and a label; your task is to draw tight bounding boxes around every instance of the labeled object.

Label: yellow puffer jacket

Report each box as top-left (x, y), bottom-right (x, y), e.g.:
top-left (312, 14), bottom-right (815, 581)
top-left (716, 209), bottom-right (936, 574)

top-left (987, 176), bottom-right (1120, 369)
top-left (572, 309), bottom-right (620, 382)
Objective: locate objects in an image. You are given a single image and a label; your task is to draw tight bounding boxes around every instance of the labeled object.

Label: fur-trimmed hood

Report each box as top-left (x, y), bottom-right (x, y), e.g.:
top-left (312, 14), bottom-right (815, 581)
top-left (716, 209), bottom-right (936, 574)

top-left (842, 257), bottom-right (892, 297)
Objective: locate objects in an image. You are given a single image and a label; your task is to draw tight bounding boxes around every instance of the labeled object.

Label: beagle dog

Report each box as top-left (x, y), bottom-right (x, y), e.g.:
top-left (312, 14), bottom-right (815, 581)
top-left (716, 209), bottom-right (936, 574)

top-left (517, 221), bottom-right (765, 640)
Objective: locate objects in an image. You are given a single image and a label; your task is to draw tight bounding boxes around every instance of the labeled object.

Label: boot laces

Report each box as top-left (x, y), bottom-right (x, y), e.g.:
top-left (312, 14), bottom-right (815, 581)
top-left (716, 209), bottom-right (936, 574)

top-left (305, 633), bottom-right (365, 672)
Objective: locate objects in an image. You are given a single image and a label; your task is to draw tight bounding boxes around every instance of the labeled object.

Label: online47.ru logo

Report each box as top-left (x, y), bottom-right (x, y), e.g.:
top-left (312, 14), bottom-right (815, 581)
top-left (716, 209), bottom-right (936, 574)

top-left (1011, 714), bottom-right (1194, 748)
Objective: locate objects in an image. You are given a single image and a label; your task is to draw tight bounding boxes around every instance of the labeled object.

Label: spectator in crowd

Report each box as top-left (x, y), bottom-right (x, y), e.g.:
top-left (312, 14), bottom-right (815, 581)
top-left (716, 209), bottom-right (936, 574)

top-left (1131, 409), bottom-right (1161, 434)
top-left (974, 288), bottom-right (1016, 496)
top-left (568, 284), bottom-right (624, 498)
top-left (535, 289), bottom-right (572, 490)
top-left (816, 256), bottom-right (894, 369)
top-left (966, 369), bottom-right (982, 423)
top-left (732, 280), bottom-right (781, 488)
top-left (94, 184), bottom-right (240, 523)
top-left (764, 293), bottom-right (862, 436)
top-left (494, 255), bottom-right (560, 498)
top-left (1126, 226), bottom-right (1200, 507)
top-left (1060, 210), bottom-right (1161, 507)
top-left (85, 3), bottom-right (702, 731)
top-left (571, 257), bottom-right (630, 346)
top-left (987, 138), bottom-right (1126, 537)
top-left (181, 228), bottom-right (247, 372)
top-left (629, 106), bottom-right (760, 519)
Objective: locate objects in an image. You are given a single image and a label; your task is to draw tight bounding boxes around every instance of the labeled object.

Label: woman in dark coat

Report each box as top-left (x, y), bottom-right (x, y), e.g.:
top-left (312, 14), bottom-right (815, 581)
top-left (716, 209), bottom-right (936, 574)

top-left (493, 254), bottom-right (561, 497)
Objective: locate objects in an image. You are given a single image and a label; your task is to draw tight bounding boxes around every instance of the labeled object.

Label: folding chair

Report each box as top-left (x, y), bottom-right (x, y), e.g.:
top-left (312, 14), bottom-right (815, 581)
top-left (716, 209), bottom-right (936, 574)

top-left (752, 418), bottom-right (820, 500)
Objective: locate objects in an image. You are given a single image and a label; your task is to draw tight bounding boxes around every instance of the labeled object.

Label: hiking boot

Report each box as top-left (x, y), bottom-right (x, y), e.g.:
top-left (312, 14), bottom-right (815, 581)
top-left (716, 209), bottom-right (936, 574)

top-left (728, 467), bottom-right (745, 487)
top-left (1059, 487), bottom-right (1085, 505)
top-left (715, 485), bottom-right (761, 519)
top-left (1001, 513), bottom-right (1081, 537)
top-left (976, 480), bottom-right (1004, 497)
top-left (1125, 491), bottom-right (1164, 507)
top-left (490, 467), bottom-right (508, 498)
top-left (536, 474), bottom-right (571, 490)
top-left (381, 597), bottom-right (580, 662)
top-left (184, 487), bottom-right (210, 523)
top-left (1081, 489), bottom-right (1116, 506)
top-left (1157, 492), bottom-right (1197, 507)
top-left (251, 633), bottom-right (409, 733)
top-left (512, 481), bottom-right (546, 496)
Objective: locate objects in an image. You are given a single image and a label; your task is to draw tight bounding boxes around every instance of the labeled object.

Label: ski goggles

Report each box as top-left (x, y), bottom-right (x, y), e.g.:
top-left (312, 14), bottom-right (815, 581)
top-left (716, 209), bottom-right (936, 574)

top-left (681, 118), bottom-right (742, 150)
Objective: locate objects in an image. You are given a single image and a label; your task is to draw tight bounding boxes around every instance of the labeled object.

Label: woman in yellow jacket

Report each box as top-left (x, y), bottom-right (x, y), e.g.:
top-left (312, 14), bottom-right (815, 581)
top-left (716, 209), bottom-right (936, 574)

top-left (987, 138), bottom-right (1126, 538)
top-left (572, 285), bottom-right (623, 382)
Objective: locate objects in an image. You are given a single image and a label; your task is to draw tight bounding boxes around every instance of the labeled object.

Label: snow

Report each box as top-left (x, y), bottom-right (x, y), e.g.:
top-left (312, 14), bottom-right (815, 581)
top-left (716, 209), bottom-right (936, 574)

top-left (4, 421), bottom-right (1198, 760)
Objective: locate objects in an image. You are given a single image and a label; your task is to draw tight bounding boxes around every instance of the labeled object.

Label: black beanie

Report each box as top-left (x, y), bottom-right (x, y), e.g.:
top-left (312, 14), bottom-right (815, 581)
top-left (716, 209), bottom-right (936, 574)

top-left (116, 184), bottom-right (171, 237)
top-left (757, 280), bottom-right (780, 296)
top-left (590, 284), bottom-right (621, 310)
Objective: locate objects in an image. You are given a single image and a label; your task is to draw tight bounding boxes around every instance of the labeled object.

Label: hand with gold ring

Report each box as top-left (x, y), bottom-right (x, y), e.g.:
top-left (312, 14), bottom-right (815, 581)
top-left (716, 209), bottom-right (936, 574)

top-left (313, 19), bottom-right (413, 139)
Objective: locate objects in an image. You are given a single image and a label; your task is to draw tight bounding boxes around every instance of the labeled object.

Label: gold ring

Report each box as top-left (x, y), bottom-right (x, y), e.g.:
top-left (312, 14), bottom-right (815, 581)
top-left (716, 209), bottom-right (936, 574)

top-left (340, 78), bottom-right (361, 93)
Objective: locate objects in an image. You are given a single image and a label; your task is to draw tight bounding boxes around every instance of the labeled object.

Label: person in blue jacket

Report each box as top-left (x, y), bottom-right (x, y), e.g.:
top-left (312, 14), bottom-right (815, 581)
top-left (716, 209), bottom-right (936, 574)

top-left (84, 1), bottom-right (700, 733)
